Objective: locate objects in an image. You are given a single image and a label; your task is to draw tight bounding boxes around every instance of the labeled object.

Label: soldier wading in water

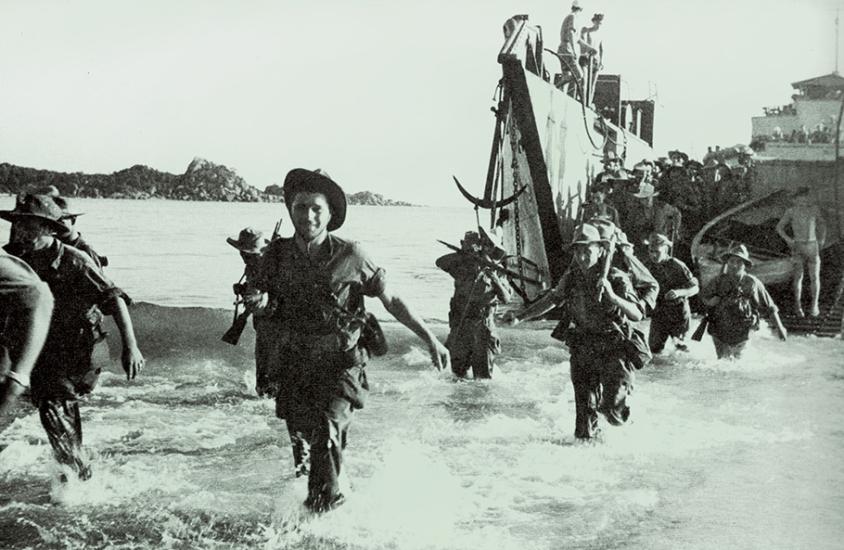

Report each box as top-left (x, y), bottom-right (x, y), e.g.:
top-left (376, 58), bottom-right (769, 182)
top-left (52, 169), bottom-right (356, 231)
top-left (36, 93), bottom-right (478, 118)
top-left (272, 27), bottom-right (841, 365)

top-left (436, 228), bottom-right (512, 379)
top-left (0, 194), bottom-right (144, 481)
top-left (245, 168), bottom-right (450, 513)
top-left (504, 223), bottom-right (649, 440)
top-left (699, 244), bottom-right (787, 359)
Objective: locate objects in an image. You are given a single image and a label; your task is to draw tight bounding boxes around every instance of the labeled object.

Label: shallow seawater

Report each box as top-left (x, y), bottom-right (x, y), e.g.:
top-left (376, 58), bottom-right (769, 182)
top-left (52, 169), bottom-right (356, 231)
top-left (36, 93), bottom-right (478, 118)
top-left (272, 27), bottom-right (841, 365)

top-left (1, 198), bottom-right (843, 549)
top-left (2, 306), bottom-right (843, 550)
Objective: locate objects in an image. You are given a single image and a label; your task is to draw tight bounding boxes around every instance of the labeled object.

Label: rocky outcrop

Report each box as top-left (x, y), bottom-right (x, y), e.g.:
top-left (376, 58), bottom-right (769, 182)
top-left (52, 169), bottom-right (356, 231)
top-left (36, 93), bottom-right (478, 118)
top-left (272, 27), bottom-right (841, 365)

top-left (0, 159), bottom-right (416, 205)
top-left (176, 158), bottom-right (260, 202)
top-left (264, 184), bottom-right (284, 197)
top-left (346, 191), bottom-right (414, 206)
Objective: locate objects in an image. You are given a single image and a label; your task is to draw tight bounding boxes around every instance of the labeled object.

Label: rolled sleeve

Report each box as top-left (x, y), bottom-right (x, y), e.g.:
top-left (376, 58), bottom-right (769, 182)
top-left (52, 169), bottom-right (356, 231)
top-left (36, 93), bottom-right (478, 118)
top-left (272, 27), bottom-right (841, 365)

top-left (548, 272), bottom-right (571, 305)
top-left (69, 252), bottom-right (129, 314)
top-left (351, 243), bottom-right (386, 297)
top-left (753, 279), bottom-right (778, 317)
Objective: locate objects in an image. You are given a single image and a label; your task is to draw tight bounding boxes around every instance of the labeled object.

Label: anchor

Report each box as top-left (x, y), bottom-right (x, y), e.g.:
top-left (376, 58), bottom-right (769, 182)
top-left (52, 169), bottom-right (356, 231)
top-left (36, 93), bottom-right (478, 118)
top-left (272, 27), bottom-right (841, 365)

top-left (452, 176), bottom-right (526, 209)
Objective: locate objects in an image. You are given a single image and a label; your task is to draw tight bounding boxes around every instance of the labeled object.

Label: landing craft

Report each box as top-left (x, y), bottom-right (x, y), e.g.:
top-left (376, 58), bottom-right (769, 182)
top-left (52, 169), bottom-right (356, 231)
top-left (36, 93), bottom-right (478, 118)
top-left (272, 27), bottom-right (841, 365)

top-left (456, 15), bottom-right (655, 302)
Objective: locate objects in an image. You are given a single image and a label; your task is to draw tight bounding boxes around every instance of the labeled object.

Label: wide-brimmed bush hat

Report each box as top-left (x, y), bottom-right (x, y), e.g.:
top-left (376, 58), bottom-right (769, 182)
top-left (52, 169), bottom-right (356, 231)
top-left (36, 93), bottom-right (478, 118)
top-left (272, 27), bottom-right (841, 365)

top-left (569, 223), bottom-right (609, 247)
top-left (282, 168), bottom-right (347, 231)
top-left (53, 196), bottom-right (84, 219)
top-left (721, 244), bottom-right (753, 266)
top-left (227, 227), bottom-right (267, 254)
top-left (0, 193), bottom-right (67, 233)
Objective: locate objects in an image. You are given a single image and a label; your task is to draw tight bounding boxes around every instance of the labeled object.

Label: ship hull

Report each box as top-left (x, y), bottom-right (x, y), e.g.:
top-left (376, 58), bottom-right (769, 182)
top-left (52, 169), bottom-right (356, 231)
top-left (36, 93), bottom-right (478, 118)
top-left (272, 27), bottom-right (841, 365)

top-left (488, 19), bottom-right (654, 302)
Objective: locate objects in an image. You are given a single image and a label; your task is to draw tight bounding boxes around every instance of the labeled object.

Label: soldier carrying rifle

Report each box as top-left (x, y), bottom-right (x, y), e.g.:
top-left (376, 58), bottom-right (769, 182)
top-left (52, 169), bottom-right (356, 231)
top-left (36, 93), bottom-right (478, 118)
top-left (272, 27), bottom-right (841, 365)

top-left (223, 226), bottom-right (277, 397)
top-left (504, 223), bottom-right (648, 441)
top-left (698, 244), bottom-right (787, 359)
top-left (436, 228), bottom-right (512, 379)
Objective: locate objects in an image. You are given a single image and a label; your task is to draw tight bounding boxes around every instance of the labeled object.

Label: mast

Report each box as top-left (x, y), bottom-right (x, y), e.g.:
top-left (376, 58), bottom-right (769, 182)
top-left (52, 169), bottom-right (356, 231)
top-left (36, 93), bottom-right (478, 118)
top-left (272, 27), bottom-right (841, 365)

top-left (837, 8), bottom-right (840, 74)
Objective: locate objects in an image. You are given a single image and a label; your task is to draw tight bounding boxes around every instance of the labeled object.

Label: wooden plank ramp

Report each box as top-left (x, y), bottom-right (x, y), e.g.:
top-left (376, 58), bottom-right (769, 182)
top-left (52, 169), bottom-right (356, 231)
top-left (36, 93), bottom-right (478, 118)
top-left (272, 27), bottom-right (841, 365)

top-left (780, 283), bottom-right (844, 338)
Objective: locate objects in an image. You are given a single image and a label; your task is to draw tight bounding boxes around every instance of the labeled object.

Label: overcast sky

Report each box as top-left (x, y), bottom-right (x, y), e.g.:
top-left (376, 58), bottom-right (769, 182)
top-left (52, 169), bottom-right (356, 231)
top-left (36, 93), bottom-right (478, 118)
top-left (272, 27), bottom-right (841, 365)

top-left (0, 0), bottom-right (841, 205)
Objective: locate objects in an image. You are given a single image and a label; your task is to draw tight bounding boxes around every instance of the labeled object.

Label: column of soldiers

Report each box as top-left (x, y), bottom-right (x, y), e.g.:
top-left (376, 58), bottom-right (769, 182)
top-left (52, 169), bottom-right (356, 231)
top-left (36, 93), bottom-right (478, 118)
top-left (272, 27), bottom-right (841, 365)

top-left (581, 150), bottom-right (786, 359)
top-left (217, 166), bottom-right (788, 513)
top-left (0, 164), bottom-right (789, 518)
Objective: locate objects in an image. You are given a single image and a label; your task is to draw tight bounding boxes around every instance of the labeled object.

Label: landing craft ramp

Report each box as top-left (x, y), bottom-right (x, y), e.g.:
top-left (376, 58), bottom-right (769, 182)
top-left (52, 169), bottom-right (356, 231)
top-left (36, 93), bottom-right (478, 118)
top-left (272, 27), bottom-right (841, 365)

top-left (470, 16), bottom-right (655, 302)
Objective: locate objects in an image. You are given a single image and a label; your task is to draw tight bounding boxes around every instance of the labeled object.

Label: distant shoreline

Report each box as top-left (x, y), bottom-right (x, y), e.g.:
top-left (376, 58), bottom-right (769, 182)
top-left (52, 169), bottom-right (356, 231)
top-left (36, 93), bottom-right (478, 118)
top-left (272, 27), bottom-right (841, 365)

top-left (0, 193), bottom-right (427, 207)
top-left (0, 159), bottom-right (420, 207)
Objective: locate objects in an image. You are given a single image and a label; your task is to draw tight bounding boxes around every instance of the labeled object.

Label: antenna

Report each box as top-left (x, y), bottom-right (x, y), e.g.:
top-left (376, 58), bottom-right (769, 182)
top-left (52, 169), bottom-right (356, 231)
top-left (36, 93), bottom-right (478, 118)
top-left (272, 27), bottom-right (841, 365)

top-left (837, 8), bottom-right (840, 74)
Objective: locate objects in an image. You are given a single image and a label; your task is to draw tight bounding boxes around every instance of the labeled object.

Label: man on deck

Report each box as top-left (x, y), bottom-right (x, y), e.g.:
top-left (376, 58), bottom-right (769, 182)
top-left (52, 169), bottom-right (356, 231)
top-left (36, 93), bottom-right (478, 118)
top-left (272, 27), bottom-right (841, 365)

top-left (578, 13), bottom-right (604, 105)
top-left (246, 168), bottom-right (449, 513)
top-left (556, 1), bottom-right (585, 95)
top-left (436, 228), bottom-right (512, 379)
top-left (776, 187), bottom-right (827, 317)
top-left (595, 152), bottom-right (628, 187)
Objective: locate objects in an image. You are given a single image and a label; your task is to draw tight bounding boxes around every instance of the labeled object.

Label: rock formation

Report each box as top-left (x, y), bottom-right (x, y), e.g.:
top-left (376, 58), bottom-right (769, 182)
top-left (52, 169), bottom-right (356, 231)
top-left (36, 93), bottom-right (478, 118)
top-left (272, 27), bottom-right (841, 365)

top-left (0, 159), bottom-right (415, 205)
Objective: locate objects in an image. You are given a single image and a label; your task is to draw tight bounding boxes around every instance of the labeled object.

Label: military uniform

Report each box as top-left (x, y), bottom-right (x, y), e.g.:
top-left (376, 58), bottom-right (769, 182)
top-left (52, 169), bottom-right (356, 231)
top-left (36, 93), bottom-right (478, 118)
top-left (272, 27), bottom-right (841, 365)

top-left (257, 234), bottom-right (384, 511)
top-left (9, 239), bottom-right (129, 478)
top-left (0, 252), bottom-right (52, 380)
top-left (587, 218), bottom-right (659, 314)
top-left (644, 256), bottom-right (697, 353)
top-left (550, 264), bottom-right (645, 439)
top-left (700, 272), bottom-right (778, 359)
top-left (238, 260), bottom-right (277, 396)
top-left (627, 199), bottom-right (682, 254)
top-left (581, 201), bottom-right (620, 228)
top-left (64, 233), bottom-right (107, 270)
top-left (436, 253), bottom-right (510, 379)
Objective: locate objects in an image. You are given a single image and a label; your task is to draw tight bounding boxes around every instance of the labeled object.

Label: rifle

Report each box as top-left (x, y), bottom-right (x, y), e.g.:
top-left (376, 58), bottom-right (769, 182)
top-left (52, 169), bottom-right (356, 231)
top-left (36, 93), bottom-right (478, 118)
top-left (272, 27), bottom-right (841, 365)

top-left (270, 218), bottom-right (283, 241)
top-left (596, 235), bottom-right (617, 301)
top-left (437, 240), bottom-right (543, 285)
top-left (221, 302), bottom-right (252, 346)
top-left (221, 274), bottom-right (251, 346)
top-left (691, 261), bottom-right (727, 342)
top-left (690, 315), bottom-right (709, 342)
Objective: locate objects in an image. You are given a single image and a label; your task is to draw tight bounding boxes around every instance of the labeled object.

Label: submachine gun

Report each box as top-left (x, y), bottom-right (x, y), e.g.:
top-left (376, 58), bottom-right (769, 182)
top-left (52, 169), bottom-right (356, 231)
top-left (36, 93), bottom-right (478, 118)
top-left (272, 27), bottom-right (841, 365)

top-left (221, 219), bottom-right (283, 346)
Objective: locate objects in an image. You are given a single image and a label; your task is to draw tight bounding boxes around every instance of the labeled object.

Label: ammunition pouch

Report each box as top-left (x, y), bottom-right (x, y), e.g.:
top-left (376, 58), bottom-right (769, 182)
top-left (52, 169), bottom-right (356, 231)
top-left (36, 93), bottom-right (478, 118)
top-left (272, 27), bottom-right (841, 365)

top-left (563, 322), bottom-right (651, 370)
top-left (359, 312), bottom-right (388, 357)
top-left (83, 306), bottom-right (108, 344)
